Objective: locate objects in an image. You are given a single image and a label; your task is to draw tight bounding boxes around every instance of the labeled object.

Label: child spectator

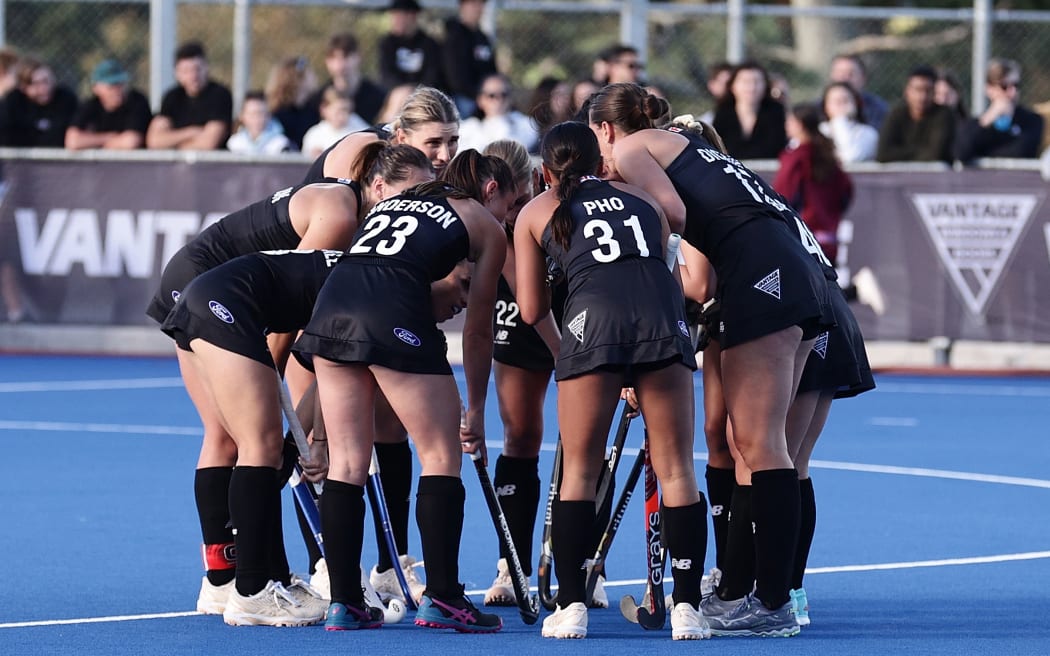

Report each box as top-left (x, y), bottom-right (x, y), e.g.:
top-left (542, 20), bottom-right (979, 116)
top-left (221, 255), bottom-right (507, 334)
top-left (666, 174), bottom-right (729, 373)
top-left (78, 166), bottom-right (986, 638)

top-left (65, 59), bottom-right (152, 150)
top-left (301, 87), bottom-right (368, 158)
top-left (227, 90), bottom-right (292, 154)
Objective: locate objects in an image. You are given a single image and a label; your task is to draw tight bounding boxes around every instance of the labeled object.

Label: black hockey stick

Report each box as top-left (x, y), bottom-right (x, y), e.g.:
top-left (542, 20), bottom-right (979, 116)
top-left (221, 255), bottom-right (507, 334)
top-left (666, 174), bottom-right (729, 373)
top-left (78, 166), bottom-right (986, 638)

top-left (619, 431), bottom-right (666, 629)
top-left (537, 438), bottom-right (562, 611)
top-left (471, 451), bottom-right (541, 624)
top-left (584, 441), bottom-right (645, 603)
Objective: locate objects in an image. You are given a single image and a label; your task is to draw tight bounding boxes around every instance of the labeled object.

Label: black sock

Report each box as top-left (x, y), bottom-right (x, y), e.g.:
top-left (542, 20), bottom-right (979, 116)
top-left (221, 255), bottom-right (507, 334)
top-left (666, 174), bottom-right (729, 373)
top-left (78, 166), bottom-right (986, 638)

top-left (793, 477), bottom-right (816, 591)
top-left (551, 499), bottom-right (595, 606)
top-left (415, 475), bottom-right (465, 599)
top-left (320, 479), bottom-right (366, 605)
top-left (493, 455), bottom-right (540, 575)
top-left (195, 467), bottom-right (235, 586)
top-left (229, 466), bottom-right (280, 596)
top-left (372, 441), bottom-right (413, 571)
top-left (751, 468), bottom-right (800, 610)
top-left (717, 484), bottom-right (755, 601)
top-left (705, 466), bottom-right (735, 571)
top-left (267, 469), bottom-right (291, 586)
top-left (664, 497), bottom-right (708, 606)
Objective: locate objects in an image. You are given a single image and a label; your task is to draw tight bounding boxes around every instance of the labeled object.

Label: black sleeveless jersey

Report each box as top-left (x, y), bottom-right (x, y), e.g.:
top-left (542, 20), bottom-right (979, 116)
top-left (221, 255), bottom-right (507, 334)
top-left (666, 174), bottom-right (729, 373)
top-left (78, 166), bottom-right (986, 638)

top-left (346, 186), bottom-right (469, 282)
top-left (663, 127), bottom-right (804, 260)
top-left (184, 178), bottom-right (361, 271)
top-left (540, 178), bottom-right (665, 282)
top-left (301, 125), bottom-right (390, 184)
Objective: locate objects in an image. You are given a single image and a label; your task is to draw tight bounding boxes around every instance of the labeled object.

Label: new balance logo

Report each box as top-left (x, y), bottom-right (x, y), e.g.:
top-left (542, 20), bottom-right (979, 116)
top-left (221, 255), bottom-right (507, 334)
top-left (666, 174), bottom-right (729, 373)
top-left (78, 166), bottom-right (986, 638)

top-left (568, 309), bottom-right (587, 343)
top-left (753, 269), bottom-right (781, 300)
top-left (495, 484), bottom-right (516, 497)
top-left (671, 558), bottom-right (693, 570)
top-left (812, 332), bottom-right (828, 359)
top-left (710, 504), bottom-right (724, 517)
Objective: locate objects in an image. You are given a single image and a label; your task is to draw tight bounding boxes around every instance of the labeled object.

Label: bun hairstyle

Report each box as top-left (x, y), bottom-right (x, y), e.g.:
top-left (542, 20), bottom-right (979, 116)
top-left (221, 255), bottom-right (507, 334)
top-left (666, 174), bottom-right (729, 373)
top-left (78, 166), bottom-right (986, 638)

top-left (439, 148), bottom-right (515, 203)
top-left (540, 121), bottom-right (602, 250)
top-left (669, 113), bottom-right (728, 155)
top-left (588, 82), bottom-right (670, 135)
top-left (354, 142), bottom-right (434, 185)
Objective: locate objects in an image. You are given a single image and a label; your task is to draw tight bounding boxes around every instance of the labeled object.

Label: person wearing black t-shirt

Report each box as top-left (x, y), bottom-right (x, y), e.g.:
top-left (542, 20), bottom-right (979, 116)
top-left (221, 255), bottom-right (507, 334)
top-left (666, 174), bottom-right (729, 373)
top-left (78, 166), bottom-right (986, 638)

top-left (442, 0), bottom-right (498, 118)
top-left (66, 59), bottom-right (152, 150)
top-left (308, 33), bottom-right (387, 127)
top-left (1, 59), bottom-right (77, 147)
top-left (378, 0), bottom-right (444, 91)
top-left (147, 41), bottom-right (233, 150)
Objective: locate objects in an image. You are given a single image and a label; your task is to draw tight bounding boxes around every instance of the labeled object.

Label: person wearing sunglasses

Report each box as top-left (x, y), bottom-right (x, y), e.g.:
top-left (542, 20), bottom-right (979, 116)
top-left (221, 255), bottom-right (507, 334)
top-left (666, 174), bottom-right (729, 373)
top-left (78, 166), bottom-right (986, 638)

top-left (956, 57), bottom-right (1044, 162)
top-left (459, 73), bottom-right (538, 153)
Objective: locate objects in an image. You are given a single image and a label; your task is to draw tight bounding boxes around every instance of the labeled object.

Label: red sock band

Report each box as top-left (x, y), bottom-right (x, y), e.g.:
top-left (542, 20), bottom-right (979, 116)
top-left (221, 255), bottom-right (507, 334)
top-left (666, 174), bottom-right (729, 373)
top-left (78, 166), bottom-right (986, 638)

top-left (202, 542), bottom-right (237, 571)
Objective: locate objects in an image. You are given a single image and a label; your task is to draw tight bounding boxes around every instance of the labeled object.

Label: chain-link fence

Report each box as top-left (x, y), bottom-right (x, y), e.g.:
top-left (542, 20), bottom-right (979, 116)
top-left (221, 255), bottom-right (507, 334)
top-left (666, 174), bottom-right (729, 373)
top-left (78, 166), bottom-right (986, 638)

top-left (4, 0), bottom-right (1050, 122)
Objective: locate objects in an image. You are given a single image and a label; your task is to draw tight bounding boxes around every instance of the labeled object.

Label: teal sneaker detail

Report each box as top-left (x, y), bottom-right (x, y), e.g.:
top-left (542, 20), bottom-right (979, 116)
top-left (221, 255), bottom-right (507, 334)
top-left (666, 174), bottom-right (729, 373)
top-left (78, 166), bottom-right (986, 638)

top-left (414, 594), bottom-right (502, 633)
top-left (790, 588), bottom-right (810, 626)
top-left (324, 601), bottom-right (383, 631)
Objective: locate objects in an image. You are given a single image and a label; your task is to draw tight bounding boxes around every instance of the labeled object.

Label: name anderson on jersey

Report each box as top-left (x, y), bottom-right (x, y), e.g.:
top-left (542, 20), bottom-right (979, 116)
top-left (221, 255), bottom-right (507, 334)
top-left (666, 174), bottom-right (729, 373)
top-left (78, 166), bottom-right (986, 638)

top-left (367, 198), bottom-right (458, 229)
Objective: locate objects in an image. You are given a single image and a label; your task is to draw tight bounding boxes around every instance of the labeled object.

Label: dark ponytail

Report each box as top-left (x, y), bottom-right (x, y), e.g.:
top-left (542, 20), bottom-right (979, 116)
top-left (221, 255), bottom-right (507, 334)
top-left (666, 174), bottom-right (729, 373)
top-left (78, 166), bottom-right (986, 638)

top-left (540, 122), bottom-right (602, 251)
top-left (439, 148), bottom-right (515, 204)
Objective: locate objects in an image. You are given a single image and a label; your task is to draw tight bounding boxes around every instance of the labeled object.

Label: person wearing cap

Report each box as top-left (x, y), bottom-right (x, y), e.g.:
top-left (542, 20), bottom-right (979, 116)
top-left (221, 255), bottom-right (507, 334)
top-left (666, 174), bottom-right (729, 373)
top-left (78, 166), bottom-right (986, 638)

top-left (378, 0), bottom-right (445, 91)
top-left (65, 59), bottom-right (153, 150)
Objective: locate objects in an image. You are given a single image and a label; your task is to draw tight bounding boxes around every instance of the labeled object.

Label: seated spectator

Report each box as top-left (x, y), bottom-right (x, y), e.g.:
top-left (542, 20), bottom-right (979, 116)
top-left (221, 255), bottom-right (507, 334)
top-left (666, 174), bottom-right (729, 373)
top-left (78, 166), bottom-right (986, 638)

top-left (0, 48), bottom-right (21, 143)
top-left (876, 65), bottom-right (955, 163)
top-left (819, 81), bottom-right (878, 163)
top-left (1, 58), bottom-right (77, 147)
top-left (956, 58), bottom-right (1044, 161)
top-left (935, 67), bottom-right (968, 122)
top-left (146, 41), bottom-right (233, 150)
top-left (376, 83), bottom-right (417, 125)
top-left (227, 90), bottom-right (292, 155)
top-left (265, 56), bottom-right (318, 150)
top-left (769, 71), bottom-right (791, 107)
top-left (528, 76), bottom-right (571, 148)
top-left (774, 102), bottom-right (853, 265)
top-left (301, 87), bottom-right (368, 158)
top-left (458, 73), bottom-right (537, 152)
top-left (698, 60), bottom-right (732, 124)
top-left (377, 0), bottom-right (444, 91)
top-left (712, 60), bottom-right (787, 159)
top-left (604, 44), bottom-right (645, 85)
top-left (65, 59), bottom-right (152, 150)
top-left (570, 78), bottom-right (599, 120)
top-left (442, 0), bottom-right (497, 118)
top-left (308, 32), bottom-right (386, 126)
top-left (829, 53), bottom-right (888, 130)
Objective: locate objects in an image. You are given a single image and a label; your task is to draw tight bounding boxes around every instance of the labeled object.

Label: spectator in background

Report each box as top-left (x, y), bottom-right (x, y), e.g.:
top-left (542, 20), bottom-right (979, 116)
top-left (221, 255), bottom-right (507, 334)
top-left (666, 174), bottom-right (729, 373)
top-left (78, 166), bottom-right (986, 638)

top-left (146, 42), bottom-right (232, 150)
top-left (442, 0), bottom-right (498, 118)
top-left (1, 58), bottom-right (77, 147)
top-left (956, 58), bottom-right (1044, 162)
top-left (226, 90), bottom-right (292, 155)
top-left (769, 72), bottom-right (791, 108)
top-left (819, 81), bottom-right (878, 163)
top-left (774, 102), bottom-right (853, 266)
top-left (265, 56), bottom-right (318, 150)
top-left (301, 87), bottom-right (368, 158)
top-left (604, 45), bottom-right (645, 85)
top-left (876, 65), bottom-right (955, 163)
top-left (570, 79), bottom-right (599, 119)
top-left (459, 73), bottom-right (537, 152)
top-left (309, 33), bottom-right (386, 126)
top-left (698, 60), bottom-right (732, 124)
top-left (935, 68), bottom-right (967, 123)
top-left (0, 48), bottom-right (18, 98)
top-left (528, 76), bottom-right (571, 148)
top-left (65, 59), bottom-right (152, 150)
top-left (378, 0), bottom-right (444, 91)
top-left (376, 83), bottom-right (417, 125)
top-left (829, 54), bottom-right (888, 130)
top-left (588, 47), bottom-right (611, 87)
top-left (712, 60), bottom-right (787, 159)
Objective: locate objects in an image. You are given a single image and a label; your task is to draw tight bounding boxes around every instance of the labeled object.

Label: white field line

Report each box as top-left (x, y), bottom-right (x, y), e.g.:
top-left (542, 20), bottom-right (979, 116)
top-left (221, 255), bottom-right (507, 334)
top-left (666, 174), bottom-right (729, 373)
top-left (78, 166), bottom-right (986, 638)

top-left (0, 378), bottom-right (184, 392)
top-left (0, 420), bottom-right (200, 436)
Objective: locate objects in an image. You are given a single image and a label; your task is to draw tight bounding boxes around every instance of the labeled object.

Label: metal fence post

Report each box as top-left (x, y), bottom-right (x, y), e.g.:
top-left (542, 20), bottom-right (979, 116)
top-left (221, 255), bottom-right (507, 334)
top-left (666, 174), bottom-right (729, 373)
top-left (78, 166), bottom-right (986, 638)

top-left (621, 0), bottom-right (648, 55)
top-left (726, 0), bottom-right (746, 64)
top-left (233, 0), bottom-right (252, 112)
top-left (150, 0), bottom-right (177, 111)
top-left (971, 0), bottom-right (992, 117)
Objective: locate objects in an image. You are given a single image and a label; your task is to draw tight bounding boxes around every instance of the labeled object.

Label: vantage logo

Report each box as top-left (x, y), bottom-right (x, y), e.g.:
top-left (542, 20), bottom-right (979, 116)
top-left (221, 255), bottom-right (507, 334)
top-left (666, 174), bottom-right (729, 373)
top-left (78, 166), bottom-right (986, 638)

top-left (910, 193), bottom-right (1040, 316)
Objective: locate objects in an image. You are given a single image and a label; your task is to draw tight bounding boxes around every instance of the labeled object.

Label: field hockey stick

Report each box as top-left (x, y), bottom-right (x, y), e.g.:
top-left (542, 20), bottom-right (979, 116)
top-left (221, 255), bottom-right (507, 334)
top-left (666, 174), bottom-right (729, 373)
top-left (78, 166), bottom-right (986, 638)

top-left (366, 448), bottom-right (418, 610)
top-left (537, 438), bottom-right (562, 611)
top-left (619, 430), bottom-right (667, 629)
top-left (665, 232), bottom-right (682, 270)
top-left (276, 373), bottom-right (323, 497)
top-left (470, 451), bottom-right (541, 625)
top-left (584, 440), bottom-right (645, 604)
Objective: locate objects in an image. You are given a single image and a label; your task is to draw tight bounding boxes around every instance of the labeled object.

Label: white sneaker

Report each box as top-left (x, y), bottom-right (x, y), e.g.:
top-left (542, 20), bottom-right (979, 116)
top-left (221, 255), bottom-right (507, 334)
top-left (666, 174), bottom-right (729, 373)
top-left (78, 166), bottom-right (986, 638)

top-left (222, 580), bottom-right (321, 627)
top-left (589, 575), bottom-right (608, 608)
top-left (483, 558), bottom-right (516, 606)
top-left (701, 567), bottom-right (722, 599)
top-left (542, 601), bottom-right (588, 639)
top-left (310, 559), bottom-right (330, 600)
top-left (286, 574), bottom-right (328, 622)
top-left (369, 554), bottom-right (425, 605)
top-left (853, 266), bottom-right (885, 316)
top-left (196, 576), bottom-right (234, 615)
top-left (671, 602), bottom-right (712, 640)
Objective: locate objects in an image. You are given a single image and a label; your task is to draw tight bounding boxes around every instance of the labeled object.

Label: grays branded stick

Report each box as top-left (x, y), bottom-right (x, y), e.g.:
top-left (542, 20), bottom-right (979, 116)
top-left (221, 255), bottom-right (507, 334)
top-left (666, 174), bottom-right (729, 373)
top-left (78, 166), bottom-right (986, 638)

top-left (619, 431), bottom-right (667, 629)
